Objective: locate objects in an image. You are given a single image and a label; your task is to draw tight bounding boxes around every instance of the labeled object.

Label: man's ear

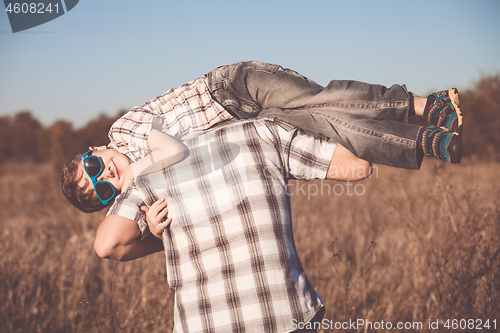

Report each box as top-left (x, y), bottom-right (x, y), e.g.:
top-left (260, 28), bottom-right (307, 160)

top-left (89, 145), bottom-right (108, 151)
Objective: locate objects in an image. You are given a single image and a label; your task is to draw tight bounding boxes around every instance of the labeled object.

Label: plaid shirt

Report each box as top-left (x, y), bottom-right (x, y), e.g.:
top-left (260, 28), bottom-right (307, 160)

top-left (108, 119), bottom-right (336, 333)
top-left (108, 77), bottom-right (233, 162)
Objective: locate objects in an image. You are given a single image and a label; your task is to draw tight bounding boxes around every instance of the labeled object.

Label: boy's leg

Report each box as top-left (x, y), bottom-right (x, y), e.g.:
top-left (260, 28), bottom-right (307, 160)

top-left (207, 61), bottom-right (423, 169)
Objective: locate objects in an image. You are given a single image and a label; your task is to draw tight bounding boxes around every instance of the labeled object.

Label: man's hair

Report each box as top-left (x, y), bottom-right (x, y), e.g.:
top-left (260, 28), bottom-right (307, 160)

top-left (61, 153), bottom-right (110, 213)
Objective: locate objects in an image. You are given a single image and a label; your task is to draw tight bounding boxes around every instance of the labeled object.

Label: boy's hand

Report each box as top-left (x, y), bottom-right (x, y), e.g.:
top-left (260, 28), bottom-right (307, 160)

top-left (141, 197), bottom-right (172, 239)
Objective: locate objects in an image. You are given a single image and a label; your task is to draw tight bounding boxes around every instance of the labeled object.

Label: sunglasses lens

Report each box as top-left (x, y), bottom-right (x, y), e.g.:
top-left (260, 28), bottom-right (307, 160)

top-left (84, 156), bottom-right (102, 177)
top-left (95, 182), bottom-right (115, 201)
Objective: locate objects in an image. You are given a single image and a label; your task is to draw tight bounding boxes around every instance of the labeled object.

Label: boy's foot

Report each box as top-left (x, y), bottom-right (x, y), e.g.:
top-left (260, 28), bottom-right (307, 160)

top-left (420, 126), bottom-right (462, 164)
top-left (424, 88), bottom-right (463, 135)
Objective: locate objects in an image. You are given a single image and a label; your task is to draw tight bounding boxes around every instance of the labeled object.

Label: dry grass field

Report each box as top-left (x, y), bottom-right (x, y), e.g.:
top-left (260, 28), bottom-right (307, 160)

top-left (1, 157), bottom-right (499, 332)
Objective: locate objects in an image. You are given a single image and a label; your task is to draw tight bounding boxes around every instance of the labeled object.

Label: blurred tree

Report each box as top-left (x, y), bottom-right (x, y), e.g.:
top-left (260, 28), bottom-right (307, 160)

top-left (460, 75), bottom-right (500, 161)
top-left (48, 120), bottom-right (77, 172)
top-left (0, 116), bottom-right (14, 162)
top-left (0, 110), bottom-right (124, 165)
top-left (74, 111), bottom-right (125, 151)
top-left (11, 111), bottom-right (45, 162)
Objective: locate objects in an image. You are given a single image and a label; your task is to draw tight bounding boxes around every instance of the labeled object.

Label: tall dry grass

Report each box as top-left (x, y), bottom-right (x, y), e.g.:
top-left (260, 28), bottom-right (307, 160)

top-left (0, 163), bottom-right (173, 333)
top-left (292, 158), bottom-right (500, 332)
top-left (0, 158), bottom-right (499, 332)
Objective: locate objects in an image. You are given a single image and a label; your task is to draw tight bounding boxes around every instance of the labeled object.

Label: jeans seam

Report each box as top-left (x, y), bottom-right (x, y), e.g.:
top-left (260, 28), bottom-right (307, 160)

top-left (221, 95), bottom-right (260, 113)
top-left (286, 101), bottom-right (408, 110)
top-left (309, 110), bottom-right (416, 148)
top-left (244, 61), bottom-right (281, 75)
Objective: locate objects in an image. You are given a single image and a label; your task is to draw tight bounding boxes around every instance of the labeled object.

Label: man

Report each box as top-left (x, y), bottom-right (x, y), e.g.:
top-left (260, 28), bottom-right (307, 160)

top-left (93, 117), bottom-right (369, 332)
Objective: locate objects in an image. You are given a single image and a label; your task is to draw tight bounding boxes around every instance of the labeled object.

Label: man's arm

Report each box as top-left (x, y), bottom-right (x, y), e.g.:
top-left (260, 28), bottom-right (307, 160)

top-left (272, 121), bottom-right (371, 182)
top-left (326, 144), bottom-right (372, 181)
top-left (94, 214), bottom-right (164, 261)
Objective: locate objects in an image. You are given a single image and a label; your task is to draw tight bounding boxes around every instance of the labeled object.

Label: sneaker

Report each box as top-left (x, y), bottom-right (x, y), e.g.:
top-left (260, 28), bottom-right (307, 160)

top-left (420, 126), bottom-right (462, 164)
top-left (424, 88), bottom-right (463, 135)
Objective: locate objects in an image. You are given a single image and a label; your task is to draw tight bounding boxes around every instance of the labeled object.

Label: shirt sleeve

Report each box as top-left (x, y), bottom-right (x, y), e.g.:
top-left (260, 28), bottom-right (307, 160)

top-left (272, 120), bottom-right (336, 181)
top-left (107, 183), bottom-right (149, 236)
top-left (108, 107), bottom-right (154, 163)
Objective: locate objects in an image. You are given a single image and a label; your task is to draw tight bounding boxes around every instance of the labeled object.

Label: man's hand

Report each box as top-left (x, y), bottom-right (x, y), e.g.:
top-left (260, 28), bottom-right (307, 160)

top-left (327, 144), bottom-right (372, 181)
top-left (141, 197), bottom-right (172, 239)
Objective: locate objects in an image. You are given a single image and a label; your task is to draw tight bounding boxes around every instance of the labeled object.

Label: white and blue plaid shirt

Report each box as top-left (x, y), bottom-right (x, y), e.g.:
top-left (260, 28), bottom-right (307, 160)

top-left (108, 118), bottom-right (336, 333)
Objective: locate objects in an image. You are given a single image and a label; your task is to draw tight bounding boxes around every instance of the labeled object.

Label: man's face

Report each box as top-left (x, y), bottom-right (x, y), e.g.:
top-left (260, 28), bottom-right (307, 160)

top-left (78, 147), bottom-right (131, 193)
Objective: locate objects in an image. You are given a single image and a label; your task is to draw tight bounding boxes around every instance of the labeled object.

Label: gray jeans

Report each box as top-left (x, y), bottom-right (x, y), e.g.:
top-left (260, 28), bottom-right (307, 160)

top-left (206, 61), bottom-right (423, 170)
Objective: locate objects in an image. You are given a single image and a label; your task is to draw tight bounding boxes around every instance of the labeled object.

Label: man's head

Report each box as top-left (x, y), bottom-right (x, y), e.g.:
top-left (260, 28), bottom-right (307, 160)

top-left (61, 146), bottom-right (131, 213)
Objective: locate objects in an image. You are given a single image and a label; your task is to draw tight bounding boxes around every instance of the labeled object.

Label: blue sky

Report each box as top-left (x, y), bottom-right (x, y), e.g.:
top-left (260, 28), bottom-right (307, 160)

top-left (1, 0), bottom-right (499, 127)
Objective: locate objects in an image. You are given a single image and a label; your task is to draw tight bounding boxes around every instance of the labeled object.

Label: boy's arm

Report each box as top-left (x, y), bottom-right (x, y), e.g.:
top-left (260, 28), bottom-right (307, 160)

top-left (121, 129), bottom-right (187, 189)
top-left (94, 214), bottom-right (163, 261)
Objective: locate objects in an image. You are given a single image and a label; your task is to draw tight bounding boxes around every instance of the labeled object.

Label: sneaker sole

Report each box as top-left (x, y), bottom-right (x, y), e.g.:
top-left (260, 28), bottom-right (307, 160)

top-left (449, 88), bottom-right (463, 136)
top-left (447, 132), bottom-right (462, 164)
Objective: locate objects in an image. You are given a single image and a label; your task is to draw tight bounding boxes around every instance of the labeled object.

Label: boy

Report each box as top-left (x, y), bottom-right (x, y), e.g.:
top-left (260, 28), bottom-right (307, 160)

top-left (63, 128), bottom-right (187, 213)
top-left (63, 60), bottom-right (463, 215)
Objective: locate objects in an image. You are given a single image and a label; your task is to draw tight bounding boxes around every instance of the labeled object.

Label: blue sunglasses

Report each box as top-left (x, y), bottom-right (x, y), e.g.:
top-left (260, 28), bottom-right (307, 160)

top-left (81, 150), bottom-right (117, 205)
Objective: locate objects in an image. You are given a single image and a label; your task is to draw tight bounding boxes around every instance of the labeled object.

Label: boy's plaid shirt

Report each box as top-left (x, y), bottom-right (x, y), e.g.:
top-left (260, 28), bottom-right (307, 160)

top-left (108, 77), bottom-right (233, 162)
top-left (108, 119), bottom-right (336, 333)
